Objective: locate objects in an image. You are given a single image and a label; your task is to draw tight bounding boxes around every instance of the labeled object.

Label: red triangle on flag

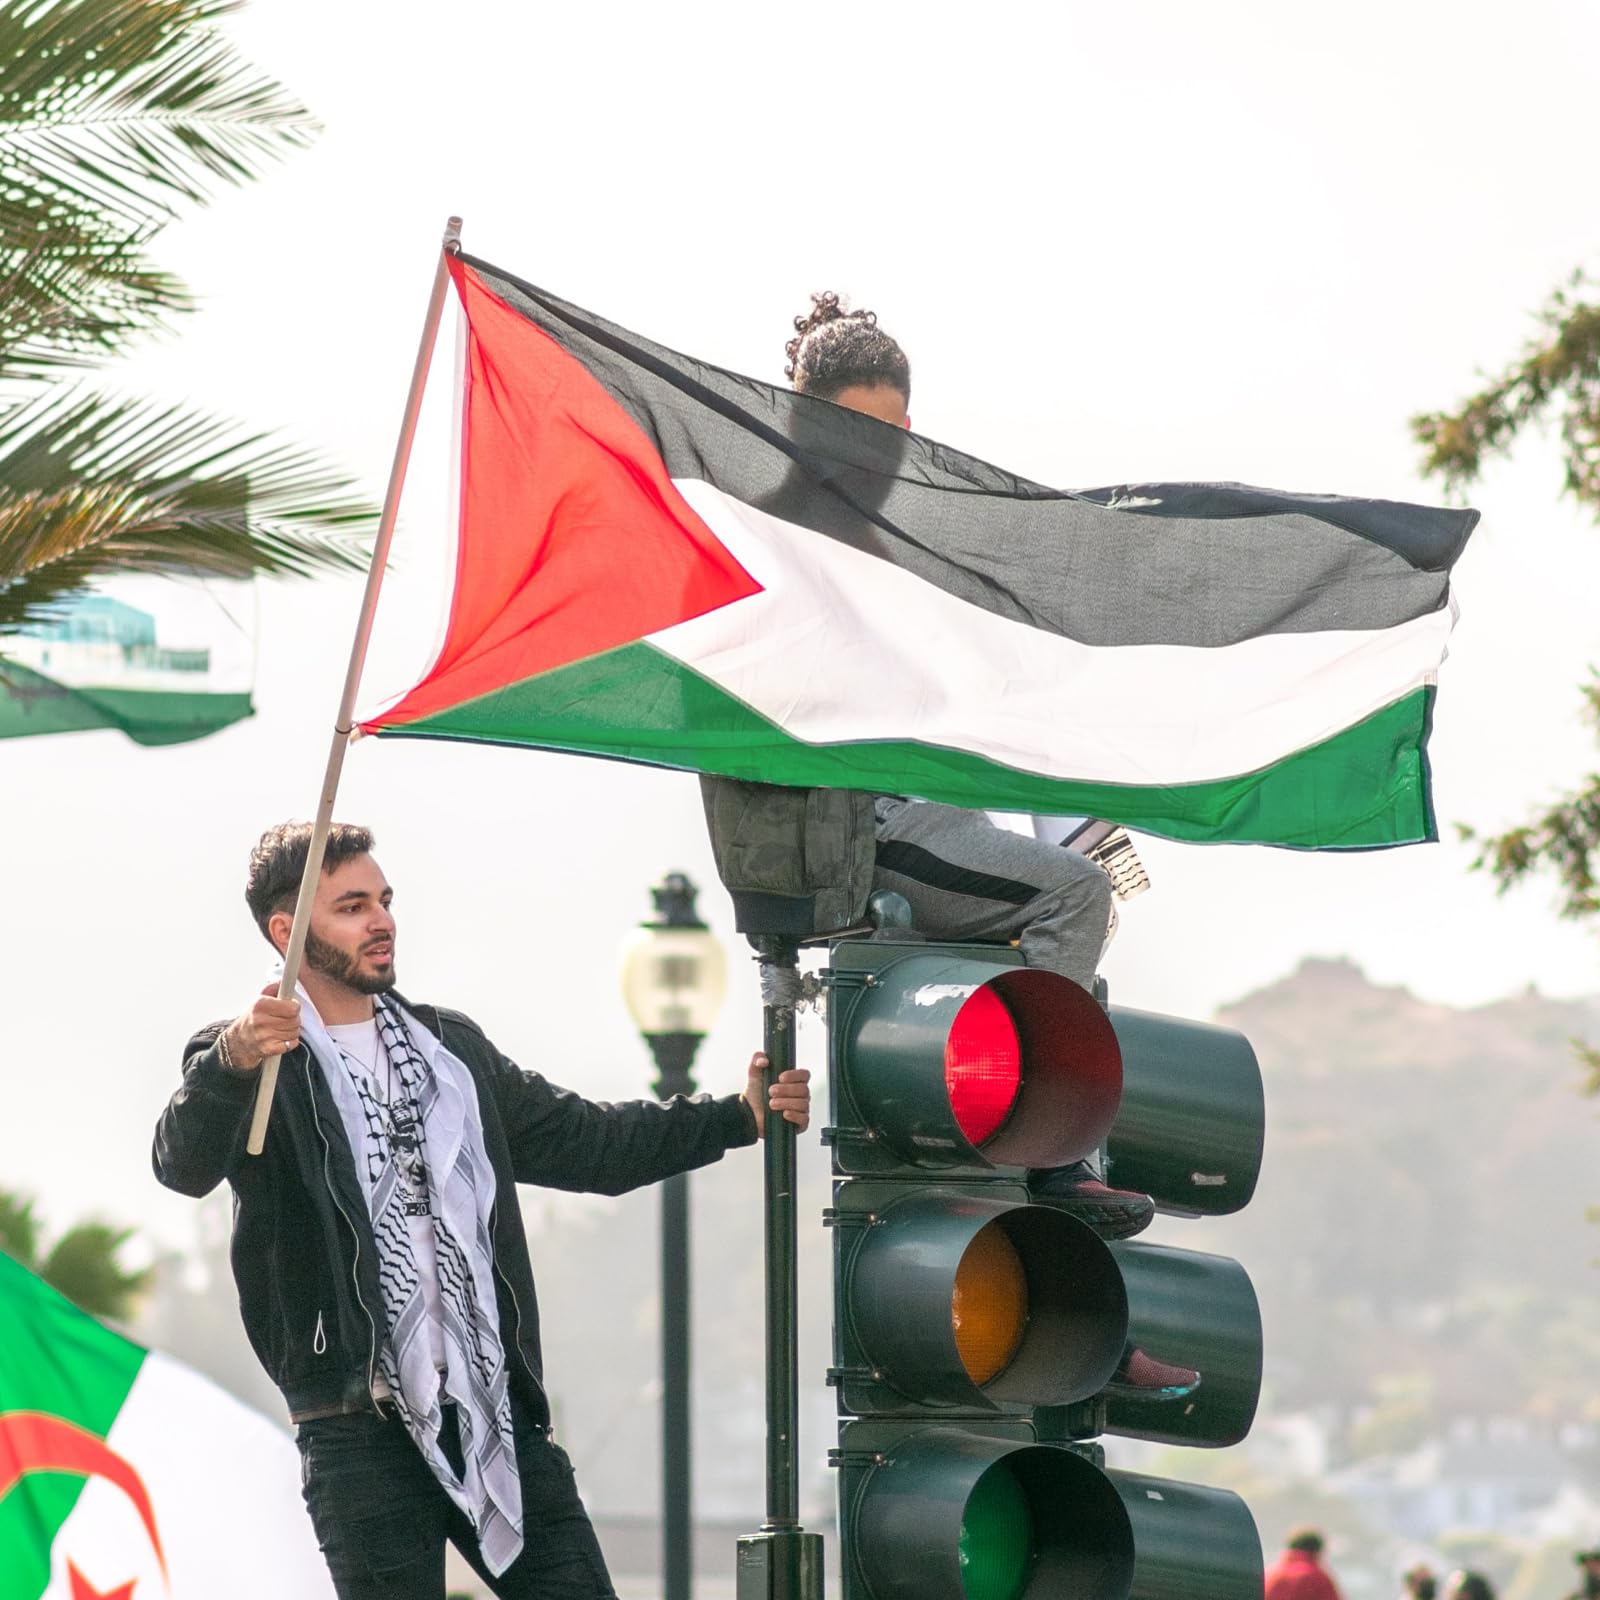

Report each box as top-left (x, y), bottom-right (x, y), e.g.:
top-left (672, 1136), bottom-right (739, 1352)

top-left (366, 259), bottom-right (761, 732)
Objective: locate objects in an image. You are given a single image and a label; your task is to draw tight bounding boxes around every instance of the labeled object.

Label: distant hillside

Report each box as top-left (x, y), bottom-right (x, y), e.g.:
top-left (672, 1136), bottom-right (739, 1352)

top-left (1191, 958), bottom-right (1600, 1424)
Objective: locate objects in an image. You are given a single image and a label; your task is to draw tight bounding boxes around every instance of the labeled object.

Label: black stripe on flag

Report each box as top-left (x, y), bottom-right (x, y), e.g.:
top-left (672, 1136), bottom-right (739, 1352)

top-left (463, 255), bottom-right (1476, 649)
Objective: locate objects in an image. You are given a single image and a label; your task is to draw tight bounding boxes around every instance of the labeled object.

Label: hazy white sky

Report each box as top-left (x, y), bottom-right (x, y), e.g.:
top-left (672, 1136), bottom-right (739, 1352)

top-left (5, 0), bottom-right (1600, 1246)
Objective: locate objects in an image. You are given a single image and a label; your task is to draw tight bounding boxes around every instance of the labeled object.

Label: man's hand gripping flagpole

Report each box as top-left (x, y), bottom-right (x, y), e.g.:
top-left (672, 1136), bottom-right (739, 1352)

top-left (245, 215), bottom-right (462, 1156)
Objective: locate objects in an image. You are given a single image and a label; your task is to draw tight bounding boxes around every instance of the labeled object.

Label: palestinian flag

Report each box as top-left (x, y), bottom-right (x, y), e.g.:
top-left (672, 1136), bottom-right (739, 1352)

top-left (0, 1254), bottom-right (332, 1599)
top-left (359, 254), bottom-right (1477, 848)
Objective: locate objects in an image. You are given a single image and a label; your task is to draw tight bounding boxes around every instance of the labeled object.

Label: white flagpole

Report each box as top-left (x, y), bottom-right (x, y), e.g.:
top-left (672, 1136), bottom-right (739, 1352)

top-left (246, 215), bottom-right (463, 1156)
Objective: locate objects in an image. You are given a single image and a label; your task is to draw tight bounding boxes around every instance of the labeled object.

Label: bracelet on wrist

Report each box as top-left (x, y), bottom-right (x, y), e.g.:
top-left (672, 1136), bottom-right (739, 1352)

top-left (217, 1026), bottom-right (235, 1070)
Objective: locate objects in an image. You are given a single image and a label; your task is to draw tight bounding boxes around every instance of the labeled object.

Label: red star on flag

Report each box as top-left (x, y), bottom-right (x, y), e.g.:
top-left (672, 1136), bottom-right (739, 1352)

top-left (68, 1560), bottom-right (137, 1600)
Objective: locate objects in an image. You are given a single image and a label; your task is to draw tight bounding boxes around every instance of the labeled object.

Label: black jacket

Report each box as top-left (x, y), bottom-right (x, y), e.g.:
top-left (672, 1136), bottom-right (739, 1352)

top-left (152, 995), bottom-right (757, 1425)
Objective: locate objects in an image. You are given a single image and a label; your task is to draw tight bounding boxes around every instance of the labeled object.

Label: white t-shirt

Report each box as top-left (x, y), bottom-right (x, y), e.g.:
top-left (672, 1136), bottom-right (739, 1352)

top-left (326, 1017), bottom-right (447, 1383)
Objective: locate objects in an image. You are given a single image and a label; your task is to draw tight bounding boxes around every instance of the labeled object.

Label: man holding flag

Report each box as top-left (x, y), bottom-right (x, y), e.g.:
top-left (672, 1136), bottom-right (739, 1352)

top-left (153, 820), bottom-right (810, 1600)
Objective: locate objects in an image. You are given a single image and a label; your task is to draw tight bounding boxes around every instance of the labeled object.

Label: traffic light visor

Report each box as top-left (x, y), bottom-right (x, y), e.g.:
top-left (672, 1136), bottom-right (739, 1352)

top-left (829, 945), bottom-right (1122, 1174)
top-left (839, 1191), bottom-right (1127, 1413)
top-left (977, 969), bottom-right (1121, 1168)
top-left (1106, 1008), bottom-right (1263, 1217)
top-left (847, 1429), bottom-right (1136, 1600)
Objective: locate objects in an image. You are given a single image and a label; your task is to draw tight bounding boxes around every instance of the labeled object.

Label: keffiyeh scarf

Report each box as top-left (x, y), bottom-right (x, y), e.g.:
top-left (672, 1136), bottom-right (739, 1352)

top-left (300, 989), bottom-right (524, 1575)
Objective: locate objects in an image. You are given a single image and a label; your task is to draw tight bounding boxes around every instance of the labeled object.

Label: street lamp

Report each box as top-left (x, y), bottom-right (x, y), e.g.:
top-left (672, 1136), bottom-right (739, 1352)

top-left (620, 871), bottom-right (728, 1600)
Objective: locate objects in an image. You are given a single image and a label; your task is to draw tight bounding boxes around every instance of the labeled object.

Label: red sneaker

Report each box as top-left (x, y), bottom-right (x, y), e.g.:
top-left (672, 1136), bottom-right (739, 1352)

top-left (1104, 1347), bottom-right (1201, 1401)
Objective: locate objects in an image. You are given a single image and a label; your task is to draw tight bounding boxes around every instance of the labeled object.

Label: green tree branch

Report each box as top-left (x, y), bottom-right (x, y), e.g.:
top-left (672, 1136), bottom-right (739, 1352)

top-left (0, 1185), bottom-right (148, 1319)
top-left (1416, 270), bottom-right (1600, 1105)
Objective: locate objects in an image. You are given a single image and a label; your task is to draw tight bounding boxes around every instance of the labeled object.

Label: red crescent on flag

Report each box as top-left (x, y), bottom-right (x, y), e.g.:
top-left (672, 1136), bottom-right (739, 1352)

top-left (0, 1411), bottom-right (168, 1581)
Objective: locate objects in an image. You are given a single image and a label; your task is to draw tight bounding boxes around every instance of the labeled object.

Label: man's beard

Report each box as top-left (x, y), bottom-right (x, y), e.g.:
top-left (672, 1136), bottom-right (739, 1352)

top-left (304, 928), bottom-right (395, 995)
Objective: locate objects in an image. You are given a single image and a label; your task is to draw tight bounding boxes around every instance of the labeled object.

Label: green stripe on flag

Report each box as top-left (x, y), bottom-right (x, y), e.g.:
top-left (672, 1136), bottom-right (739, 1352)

top-left (0, 1254), bottom-right (146, 1599)
top-left (374, 643), bottom-right (1436, 848)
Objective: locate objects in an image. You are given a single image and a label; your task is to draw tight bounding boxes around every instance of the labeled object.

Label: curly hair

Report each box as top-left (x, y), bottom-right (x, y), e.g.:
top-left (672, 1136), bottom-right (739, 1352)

top-left (246, 821), bottom-right (375, 941)
top-left (784, 290), bottom-right (910, 404)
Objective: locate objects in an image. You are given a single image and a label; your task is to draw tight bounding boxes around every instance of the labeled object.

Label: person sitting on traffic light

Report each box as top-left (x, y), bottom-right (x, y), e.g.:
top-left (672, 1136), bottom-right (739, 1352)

top-left (782, 292), bottom-right (1158, 1243)
top-left (153, 821), bottom-right (812, 1600)
top-left (779, 294), bottom-right (1204, 1405)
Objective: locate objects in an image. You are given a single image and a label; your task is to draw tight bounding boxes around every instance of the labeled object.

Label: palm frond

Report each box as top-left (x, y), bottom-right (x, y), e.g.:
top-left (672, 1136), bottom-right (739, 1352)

top-left (0, 0), bottom-right (316, 368)
top-left (0, 0), bottom-right (319, 233)
top-left (0, 386), bottom-right (376, 633)
top-left (41, 1220), bottom-right (150, 1320)
top-left (0, 209), bottom-right (190, 373)
top-left (0, 1189), bottom-right (43, 1270)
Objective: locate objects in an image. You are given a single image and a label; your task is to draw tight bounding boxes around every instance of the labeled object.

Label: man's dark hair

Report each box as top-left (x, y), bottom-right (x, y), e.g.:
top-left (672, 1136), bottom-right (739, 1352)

top-left (246, 821), bottom-right (375, 941)
top-left (785, 290), bottom-right (910, 403)
top-left (1286, 1528), bottom-right (1325, 1555)
top-left (1449, 1575), bottom-right (1494, 1600)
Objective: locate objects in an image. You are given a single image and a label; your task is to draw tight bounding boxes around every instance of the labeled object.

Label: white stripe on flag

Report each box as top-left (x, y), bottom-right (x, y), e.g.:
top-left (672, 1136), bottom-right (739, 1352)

top-left (652, 480), bottom-right (1454, 786)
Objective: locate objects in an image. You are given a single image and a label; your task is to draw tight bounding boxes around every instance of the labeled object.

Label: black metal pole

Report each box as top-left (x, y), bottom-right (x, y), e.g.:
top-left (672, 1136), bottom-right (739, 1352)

top-left (660, 1170), bottom-right (690, 1600)
top-left (761, 993), bottom-right (800, 1527)
top-left (649, 1032), bottom-right (701, 1600)
top-left (735, 939), bottom-right (823, 1600)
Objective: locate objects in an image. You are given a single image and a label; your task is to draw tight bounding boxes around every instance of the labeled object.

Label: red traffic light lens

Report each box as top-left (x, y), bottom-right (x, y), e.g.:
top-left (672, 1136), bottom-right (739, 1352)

top-left (945, 985), bottom-right (1022, 1148)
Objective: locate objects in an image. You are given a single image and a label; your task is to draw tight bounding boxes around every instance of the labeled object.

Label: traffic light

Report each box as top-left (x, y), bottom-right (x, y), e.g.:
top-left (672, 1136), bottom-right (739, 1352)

top-left (825, 939), bottom-right (1266, 1600)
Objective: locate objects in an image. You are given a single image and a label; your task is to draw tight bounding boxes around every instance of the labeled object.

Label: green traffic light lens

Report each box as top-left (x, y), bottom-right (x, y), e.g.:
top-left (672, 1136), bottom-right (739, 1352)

top-left (958, 1463), bottom-right (1034, 1600)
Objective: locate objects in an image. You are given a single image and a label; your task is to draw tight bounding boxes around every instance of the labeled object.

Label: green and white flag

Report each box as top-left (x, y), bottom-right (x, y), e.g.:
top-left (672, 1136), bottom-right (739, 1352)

top-left (0, 1253), bottom-right (332, 1599)
top-left (0, 580), bottom-right (253, 747)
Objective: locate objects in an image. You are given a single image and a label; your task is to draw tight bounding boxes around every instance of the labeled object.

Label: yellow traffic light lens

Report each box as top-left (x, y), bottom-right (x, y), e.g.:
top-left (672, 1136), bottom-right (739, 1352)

top-left (951, 1221), bottom-right (1028, 1385)
top-left (945, 985), bottom-right (1022, 1147)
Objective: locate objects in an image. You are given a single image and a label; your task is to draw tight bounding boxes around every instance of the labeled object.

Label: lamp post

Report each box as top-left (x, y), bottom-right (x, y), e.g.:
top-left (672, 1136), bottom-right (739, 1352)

top-left (620, 872), bottom-right (728, 1600)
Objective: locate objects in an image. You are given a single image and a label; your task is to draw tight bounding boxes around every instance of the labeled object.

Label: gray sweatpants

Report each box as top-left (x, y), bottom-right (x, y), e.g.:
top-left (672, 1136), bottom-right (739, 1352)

top-left (872, 798), bottom-right (1114, 992)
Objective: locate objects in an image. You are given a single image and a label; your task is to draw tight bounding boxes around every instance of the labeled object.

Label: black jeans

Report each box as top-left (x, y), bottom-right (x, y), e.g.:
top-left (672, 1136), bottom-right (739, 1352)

top-left (296, 1401), bottom-right (617, 1599)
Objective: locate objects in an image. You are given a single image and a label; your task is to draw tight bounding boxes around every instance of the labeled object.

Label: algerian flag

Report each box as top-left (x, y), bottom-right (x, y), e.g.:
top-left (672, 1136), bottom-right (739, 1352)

top-left (0, 579), bottom-right (253, 747)
top-left (0, 1253), bottom-right (332, 1599)
top-left (358, 254), bottom-right (1477, 849)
